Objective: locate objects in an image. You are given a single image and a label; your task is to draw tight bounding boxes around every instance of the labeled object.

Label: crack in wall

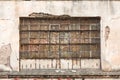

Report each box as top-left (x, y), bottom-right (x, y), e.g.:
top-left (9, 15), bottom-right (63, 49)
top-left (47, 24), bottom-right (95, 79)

top-left (105, 26), bottom-right (110, 42)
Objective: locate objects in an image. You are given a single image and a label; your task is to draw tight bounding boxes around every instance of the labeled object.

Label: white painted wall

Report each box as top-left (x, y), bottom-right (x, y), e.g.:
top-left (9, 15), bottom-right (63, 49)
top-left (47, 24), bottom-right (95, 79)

top-left (0, 1), bottom-right (120, 71)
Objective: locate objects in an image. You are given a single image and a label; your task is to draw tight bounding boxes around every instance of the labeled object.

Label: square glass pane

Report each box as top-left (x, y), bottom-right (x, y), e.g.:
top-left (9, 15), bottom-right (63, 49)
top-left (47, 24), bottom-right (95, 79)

top-left (79, 45), bottom-right (84, 52)
top-left (40, 25), bottom-right (49, 30)
top-left (30, 32), bottom-right (39, 38)
top-left (20, 38), bottom-right (29, 44)
top-left (50, 45), bottom-right (59, 51)
top-left (23, 19), bottom-right (30, 25)
top-left (90, 31), bottom-right (100, 38)
top-left (39, 51), bottom-right (45, 58)
top-left (39, 51), bottom-right (49, 58)
top-left (30, 24), bottom-right (39, 30)
top-left (84, 38), bottom-right (90, 43)
top-left (29, 45), bottom-right (39, 51)
top-left (70, 32), bottom-right (80, 38)
top-left (76, 52), bottom-right (81, 58)
top-left (60, 51), bottom-right (71, 58)
top-left (70, 45), bottom-right (79, 52)
top-left (90, 51), bottom-right (100, 58)
top-left (90, 24), bottom-right (100, 30)
top-left (84, 45), bottom-right (90, 51)
top-left (40, 32), bottom-right (49, 38)
top-left (71, 52), bottom-right (78, 58)
top-left (70, 38), bottom-right (79, 43)
top-left (60, 24), bottom-right (69, 30)
top-left (30, 38), bottom-right (39, 44)
top-left (30, 19), bottom-right (38, 25)
top-left (60, 38), bottom-right (69, 44)
top-left (60, 32), bottom-right (69, 38)
top-left (91, 38), bottom-right (100, 43)
top-left (50, 32), bottom-right (59, 43)
top-left (81, 51), bottom-right (90, 58)
top-left (20, 32), bottom-right (29, 38)
top-left (70, 24), bottom-right (80, 30)
top-left (60, 45), bottom-right (69, 52)
top-left (39, 45), bottom-right (49, 52)
top-left (80, 38), bottom-right (84, 43)
top-left (20, 25), bottom-right (28, 30)
top-left (90, 45), bottom-right (100, 51)
top-left (39, 38), bottom-right (49, 44)
top-left (50, 38), bottom-right (59, 43)
top-left (80, 32), bottom-right (89, 38)
top-left (50, 24), bottom-right (59, 30)
top-left (20, 45), bottom-right (29, 51)
top-left (50, 32), bottom-right (59, 38)
top-left (80, 24), bottom-right (89, 30)
top-left (29, 51), bottom-right (39, 59)
top-left (49, 51), bottom-right (59, 58)
top-left (20, 52), bottom-right (29, 59)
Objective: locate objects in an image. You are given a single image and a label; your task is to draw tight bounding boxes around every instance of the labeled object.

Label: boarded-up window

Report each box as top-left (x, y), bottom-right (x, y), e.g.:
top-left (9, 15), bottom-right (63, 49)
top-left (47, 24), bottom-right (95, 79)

top-left (20, 17), bottom-right (100, 59)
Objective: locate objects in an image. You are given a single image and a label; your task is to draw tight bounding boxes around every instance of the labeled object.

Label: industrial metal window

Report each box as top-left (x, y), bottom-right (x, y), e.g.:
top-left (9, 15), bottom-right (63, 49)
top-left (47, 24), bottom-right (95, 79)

top-left (20, 17), bottom-right (100, 59)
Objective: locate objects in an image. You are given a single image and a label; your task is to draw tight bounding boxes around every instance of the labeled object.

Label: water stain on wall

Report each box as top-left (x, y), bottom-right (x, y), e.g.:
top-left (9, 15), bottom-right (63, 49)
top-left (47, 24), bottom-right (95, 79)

top-left (105, 26), bottom-right (110, 42)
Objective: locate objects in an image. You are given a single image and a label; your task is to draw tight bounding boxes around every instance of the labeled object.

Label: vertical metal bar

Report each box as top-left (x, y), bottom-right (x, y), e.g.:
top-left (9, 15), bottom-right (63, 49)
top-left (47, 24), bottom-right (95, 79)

top-left (69, 24), bottom-right (70, 57)
top-left (59, 27), bottom-right (61, 68)
top-left (83, 22), bottom-right (85, 58)
top-left (98, 19), bottom-right (101, 68)
top-left (59, 27), bottom-right (60, 58)
top-left (69, 24), bottom-right (73, 69)
top-left (59, 24), bottom-right (61, 69)
top-left (49, 23), bottom-right (51, 59)
top-left (20, 18), bottom-right (24, 70)
top-left (79, 23), bottom-right (81, 58)
top-left (28, 19), bottom-right (30, 64)
top-left (38, 20), bottom-right (41, 65)
top-left (89, 24), bottom-right (91, 58)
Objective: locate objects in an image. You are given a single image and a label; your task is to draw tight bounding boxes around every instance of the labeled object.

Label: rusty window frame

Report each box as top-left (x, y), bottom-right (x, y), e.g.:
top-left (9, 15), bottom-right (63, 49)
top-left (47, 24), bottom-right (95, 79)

top-left (19, 17), bottom-right (100, 59)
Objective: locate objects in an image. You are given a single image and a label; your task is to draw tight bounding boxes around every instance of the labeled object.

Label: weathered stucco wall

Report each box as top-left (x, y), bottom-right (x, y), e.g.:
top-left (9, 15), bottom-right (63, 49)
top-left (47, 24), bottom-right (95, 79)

top-left (0, 1), bottom-right (120, 71)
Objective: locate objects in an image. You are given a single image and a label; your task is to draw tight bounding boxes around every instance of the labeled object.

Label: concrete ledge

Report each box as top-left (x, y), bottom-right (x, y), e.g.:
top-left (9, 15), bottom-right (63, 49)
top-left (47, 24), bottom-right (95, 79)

top-left (3, 69), bottom-right (120, 78)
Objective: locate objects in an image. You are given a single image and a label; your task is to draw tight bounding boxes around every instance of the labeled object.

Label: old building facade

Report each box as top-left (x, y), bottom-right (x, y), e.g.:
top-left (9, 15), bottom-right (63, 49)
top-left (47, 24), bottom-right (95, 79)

top-left (0, 0), bottom-right (120, 80)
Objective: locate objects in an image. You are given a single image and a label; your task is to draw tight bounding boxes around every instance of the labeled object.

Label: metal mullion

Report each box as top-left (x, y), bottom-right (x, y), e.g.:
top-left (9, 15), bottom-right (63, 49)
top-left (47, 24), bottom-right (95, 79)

top-left (28, 20), bottom-right (30, 60)
top-left (49, 24), bottom-right (51, 58)
top-left (83, 24), bottom-right (85, 58)
top-left (99, 22), bottom-right (101, 59)
top-left (68, 24), bottom-right (71, 59)
top-left (38, 23), bottom-right (41, 59)
top-left (79, 30), bottom-right (81, 58)
top-left (59, 31), bottom-right (60, 59)
top-left (89, 26), bottom-right (92, 58)
top-left (89, 24), bottom-right (92, 58)
top-left (21, 20), bottom-right (24, 59)
top-left (58, 24), bottom-right (60, 59)
top-left (58, 24), bottom-right (60, 69)
top-left (20, 19), bottom-right (25, 70)
top-left (23, 19), bottom-right (25, 59)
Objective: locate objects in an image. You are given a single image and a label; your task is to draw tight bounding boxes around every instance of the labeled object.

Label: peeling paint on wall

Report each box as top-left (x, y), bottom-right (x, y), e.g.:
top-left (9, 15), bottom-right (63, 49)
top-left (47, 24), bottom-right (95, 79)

top-left (0, 43), bottom-right (12, 71)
